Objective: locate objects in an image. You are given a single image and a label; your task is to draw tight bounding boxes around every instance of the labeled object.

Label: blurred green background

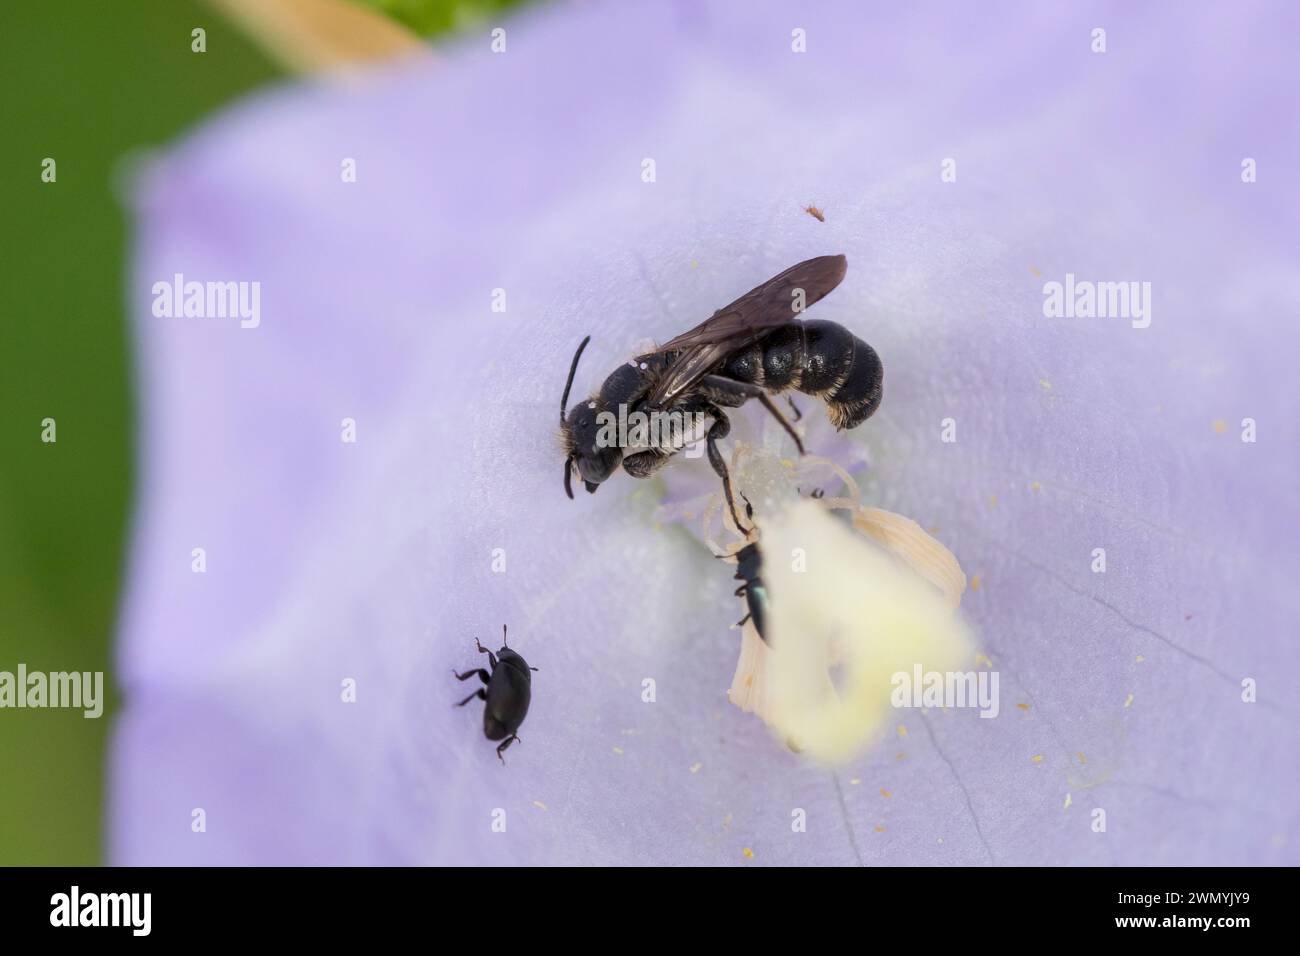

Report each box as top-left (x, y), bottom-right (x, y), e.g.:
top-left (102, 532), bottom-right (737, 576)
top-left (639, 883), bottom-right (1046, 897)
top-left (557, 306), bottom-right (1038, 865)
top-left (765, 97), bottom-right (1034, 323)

top-left (0, 0), bottom-right (519, 866)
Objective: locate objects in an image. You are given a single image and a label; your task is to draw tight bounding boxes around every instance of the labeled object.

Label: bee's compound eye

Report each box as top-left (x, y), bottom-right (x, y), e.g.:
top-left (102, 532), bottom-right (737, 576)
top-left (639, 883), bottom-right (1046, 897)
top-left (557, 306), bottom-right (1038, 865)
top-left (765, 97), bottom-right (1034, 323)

top-left (567, 402), bottom-right (603, 443)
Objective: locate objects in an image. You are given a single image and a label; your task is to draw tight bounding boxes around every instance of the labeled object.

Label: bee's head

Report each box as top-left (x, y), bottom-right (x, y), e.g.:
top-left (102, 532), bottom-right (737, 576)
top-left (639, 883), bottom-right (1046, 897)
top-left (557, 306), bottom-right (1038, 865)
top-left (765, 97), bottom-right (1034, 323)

top-left (559, 335), bottom-right (622, 498)
top-left (562, 400), bottom-right (623, 497)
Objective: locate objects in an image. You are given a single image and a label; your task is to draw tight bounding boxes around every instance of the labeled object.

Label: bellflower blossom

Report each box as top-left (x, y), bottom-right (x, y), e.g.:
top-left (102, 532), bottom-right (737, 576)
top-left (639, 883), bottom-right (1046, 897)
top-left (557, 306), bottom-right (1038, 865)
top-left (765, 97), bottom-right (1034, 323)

top-left (112, 1), bottom-right (1300, 865)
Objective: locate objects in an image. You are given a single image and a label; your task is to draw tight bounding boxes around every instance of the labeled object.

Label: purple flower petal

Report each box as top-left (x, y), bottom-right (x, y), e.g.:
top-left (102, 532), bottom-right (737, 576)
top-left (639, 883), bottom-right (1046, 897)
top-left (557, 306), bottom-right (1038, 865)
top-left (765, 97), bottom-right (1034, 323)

top-left (113, 0), bottom-right (1300, 865)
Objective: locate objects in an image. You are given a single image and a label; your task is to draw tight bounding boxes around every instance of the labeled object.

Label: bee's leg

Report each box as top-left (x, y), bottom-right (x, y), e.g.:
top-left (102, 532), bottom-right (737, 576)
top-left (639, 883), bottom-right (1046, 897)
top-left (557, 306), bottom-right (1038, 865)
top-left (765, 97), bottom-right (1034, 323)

top-left (455, 688), bottom-right (487, 707)
top-left (695, 403), bottom-right (749, 532)
top-left (453, 668), bottom-right (491, 684)
top-left (786, 396), bottom-right (803, 422)
top-left (757, 393), bottom-right (805, 454)
top-left (700, 374), bottom-right (763, 402)
top-left (698, 375), bottom-right (805, 455)
top-left (623, 448), bottom-right (672, 478)
top-left (698, 377), bottom-right (749, 408)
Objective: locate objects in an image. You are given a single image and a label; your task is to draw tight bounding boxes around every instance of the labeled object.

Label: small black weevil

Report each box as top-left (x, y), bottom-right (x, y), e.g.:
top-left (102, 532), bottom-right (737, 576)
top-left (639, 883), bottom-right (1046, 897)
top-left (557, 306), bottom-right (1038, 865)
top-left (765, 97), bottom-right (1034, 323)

top-left (454, 625), bottom-right (537, 762)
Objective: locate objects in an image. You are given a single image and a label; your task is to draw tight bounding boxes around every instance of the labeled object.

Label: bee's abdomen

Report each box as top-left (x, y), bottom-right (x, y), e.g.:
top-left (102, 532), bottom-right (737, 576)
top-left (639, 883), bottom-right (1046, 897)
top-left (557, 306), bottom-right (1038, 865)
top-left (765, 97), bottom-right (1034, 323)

top-left (721, 342), bottom-right (766, 385)
top-left (792, 320), bottom-right (856, 394)
top-left (824, 333), bottom-right (883, 429)
top-left (755, 320), bottom-right (882, 430)
top-left (718, 324), bottom-right (800, 388)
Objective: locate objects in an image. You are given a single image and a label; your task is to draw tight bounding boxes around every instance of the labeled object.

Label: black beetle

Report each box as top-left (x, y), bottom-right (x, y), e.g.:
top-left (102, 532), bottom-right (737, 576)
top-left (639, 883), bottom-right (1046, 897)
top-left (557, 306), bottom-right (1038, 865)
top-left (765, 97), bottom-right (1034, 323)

top-left (454, 625), bottom-right (537, 762)
top-left (722, 495), bottom-right (770, 642)
top-left (724, 489), bottom-right (827, 644)
top-left (732, 540), bottom-right (770, 642)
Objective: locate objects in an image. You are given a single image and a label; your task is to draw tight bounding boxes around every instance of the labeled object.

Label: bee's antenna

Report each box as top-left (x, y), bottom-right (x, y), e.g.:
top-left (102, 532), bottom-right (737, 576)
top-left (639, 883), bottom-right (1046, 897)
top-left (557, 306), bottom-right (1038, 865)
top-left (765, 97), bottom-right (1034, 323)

top-left (563, 456), bottom-right (575, 499)
top-left (502, 623), bottom-right (508, 647)
top-left (560, 335), bottom-right (591, 427)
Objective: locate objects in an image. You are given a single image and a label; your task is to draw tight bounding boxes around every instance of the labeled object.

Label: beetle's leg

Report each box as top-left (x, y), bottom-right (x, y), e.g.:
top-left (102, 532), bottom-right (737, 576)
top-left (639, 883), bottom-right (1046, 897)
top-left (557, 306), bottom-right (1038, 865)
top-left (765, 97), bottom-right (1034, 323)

top-left (736, 613), bottom-right (752, 628)
top-left (698, 375), bottom-right (806, 455)
top-left (453, 668), bottom-right (491, 684)
top-left (455, 688), bottom-right (487, 707)
top-left (734, 583), bottom-right (748, 597)
top-left (496, 734), bottom-right (518, 763)
top-left (473, 638), bottom-right (498, 670)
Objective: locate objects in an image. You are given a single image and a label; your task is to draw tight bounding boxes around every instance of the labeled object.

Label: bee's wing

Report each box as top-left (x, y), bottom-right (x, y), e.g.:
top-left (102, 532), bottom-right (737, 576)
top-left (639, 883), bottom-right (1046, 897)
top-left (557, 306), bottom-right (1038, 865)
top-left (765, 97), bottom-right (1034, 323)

top-left (660, 255), bottom-right (848, 351)
top-left (645, 254), bottom-right (847, 408)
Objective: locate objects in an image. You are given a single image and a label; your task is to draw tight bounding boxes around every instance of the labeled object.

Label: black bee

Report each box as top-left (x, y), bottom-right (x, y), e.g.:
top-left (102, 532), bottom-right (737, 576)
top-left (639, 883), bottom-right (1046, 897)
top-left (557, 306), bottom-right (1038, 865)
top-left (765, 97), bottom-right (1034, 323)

top-left (560, 254), bottom-right (882, 527)
top-left (454, 625), bottom-right (537, 763)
